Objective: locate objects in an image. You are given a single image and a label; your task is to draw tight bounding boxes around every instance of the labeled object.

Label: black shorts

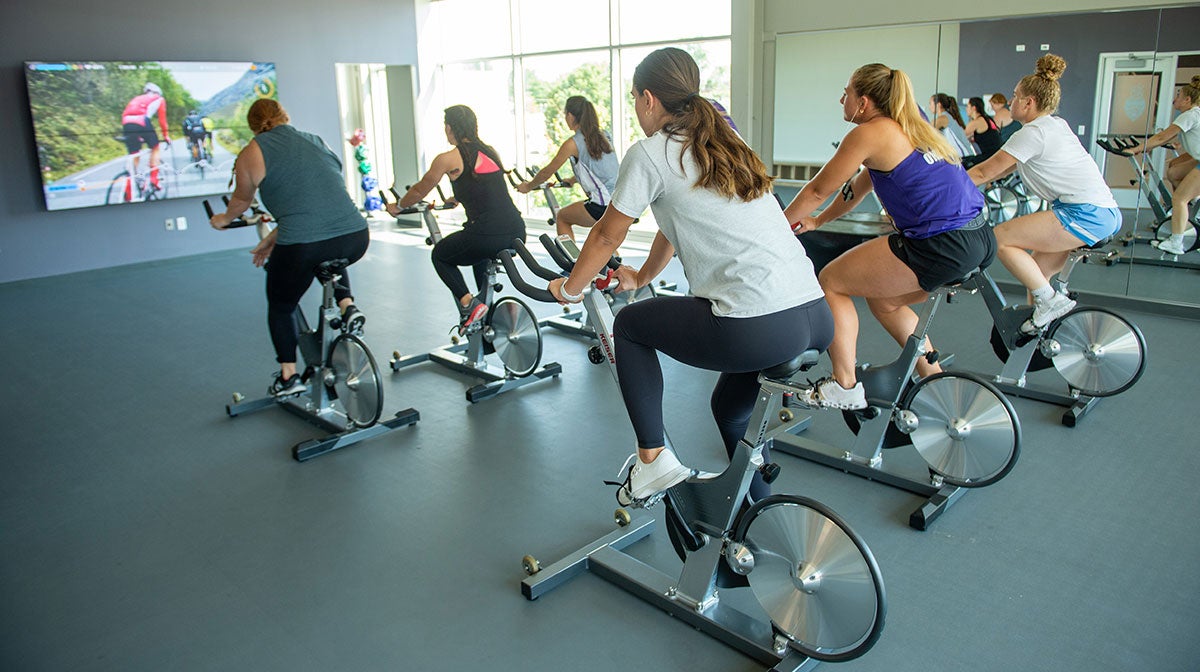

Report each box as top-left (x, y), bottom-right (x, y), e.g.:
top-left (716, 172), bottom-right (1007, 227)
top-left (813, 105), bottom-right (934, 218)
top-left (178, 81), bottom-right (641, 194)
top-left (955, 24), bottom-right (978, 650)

top-left (122, 123), bottom-right (159, 154)
top-left (583, 201), bottom-right (606, 221)
top-left (888, 214), bottom-right (996, 291)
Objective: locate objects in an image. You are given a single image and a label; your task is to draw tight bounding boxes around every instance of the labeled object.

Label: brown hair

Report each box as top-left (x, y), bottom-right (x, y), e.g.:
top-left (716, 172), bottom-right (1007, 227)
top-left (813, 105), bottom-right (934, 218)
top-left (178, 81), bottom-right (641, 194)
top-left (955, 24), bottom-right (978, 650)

top-left (632, 47), bottom-right (771, 202)
top-left (247, 99), bottom-right (289, 133)
top-left (989, 93), bottom-right (1008, 108)
top-left (564, 96), bottom-right (613, 160)
top-left (933, 93), bottom-right (966, 128)
top-left (850, 63), bottom-right (958, 163)
top-left (1180, 75), bottom-right (1200, 106)
top-left (1017, 54), bottom-right (1067, 114)
top-left (444, 104), bottom-right (503, 175)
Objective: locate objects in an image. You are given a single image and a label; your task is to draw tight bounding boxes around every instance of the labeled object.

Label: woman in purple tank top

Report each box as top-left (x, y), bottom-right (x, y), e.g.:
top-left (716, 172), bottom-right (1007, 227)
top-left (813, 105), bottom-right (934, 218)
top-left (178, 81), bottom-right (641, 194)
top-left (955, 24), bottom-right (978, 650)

top-left (783, 63), bottom-right (995, 410)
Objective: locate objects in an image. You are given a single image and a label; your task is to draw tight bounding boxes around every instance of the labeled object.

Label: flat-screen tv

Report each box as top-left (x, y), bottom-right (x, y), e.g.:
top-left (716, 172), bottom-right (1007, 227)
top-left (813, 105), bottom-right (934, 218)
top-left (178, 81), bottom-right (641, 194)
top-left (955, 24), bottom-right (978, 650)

top-left (24, 60), bottom-right (277, 211)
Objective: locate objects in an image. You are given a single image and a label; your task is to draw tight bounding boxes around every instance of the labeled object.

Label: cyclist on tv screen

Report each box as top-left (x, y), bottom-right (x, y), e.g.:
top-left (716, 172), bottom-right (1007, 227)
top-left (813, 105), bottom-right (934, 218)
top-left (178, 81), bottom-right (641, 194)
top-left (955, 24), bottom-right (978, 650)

top-left (121, 82), bottom-right (170, 192)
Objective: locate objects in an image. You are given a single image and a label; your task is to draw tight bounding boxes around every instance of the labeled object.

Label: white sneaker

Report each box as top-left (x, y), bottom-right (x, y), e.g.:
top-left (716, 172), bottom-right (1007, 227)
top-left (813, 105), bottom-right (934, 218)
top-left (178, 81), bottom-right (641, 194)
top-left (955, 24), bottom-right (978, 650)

top-left (1030, 291), bottom-right (1076, 329)
top-left (797, 377), bottom-right (867, 410)
top-left (621, 451), bottom-right (694, 501)
top-left (1155, 237), bottom-right (1188, 255)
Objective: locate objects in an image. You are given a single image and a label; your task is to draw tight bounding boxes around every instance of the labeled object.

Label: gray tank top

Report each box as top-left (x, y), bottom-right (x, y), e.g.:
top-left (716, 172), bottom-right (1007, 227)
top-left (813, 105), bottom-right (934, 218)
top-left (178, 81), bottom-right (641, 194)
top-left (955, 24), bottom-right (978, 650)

top-left (571, 130), bottom-right (619, 206)
top-left (254, 125), bottom-right (367, 245)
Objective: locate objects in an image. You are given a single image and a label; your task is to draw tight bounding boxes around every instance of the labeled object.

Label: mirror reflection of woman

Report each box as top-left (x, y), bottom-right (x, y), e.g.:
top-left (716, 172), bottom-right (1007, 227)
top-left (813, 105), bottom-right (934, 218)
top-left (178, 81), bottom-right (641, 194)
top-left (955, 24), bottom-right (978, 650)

top-left (1126, 76), bottom-right (1200, 256)
top-left (967, 55), bottom-right (1122, 328)
top-left (785, 64), bottom-right (995, 410)
top-left (516, 96), bottom-right (619, 242)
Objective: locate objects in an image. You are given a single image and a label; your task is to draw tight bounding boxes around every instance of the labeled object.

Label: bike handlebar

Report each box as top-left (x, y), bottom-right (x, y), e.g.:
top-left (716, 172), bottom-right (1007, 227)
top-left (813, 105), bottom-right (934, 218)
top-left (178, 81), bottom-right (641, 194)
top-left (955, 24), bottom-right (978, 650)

top-left (203, 199), bottom-right (268, 229)
top-left (497, 249), bottom-right (557, 304)
top-left (513, 238), bottom-right (565, 282)
top-left (1096, 139), bottom-right (1132, 157)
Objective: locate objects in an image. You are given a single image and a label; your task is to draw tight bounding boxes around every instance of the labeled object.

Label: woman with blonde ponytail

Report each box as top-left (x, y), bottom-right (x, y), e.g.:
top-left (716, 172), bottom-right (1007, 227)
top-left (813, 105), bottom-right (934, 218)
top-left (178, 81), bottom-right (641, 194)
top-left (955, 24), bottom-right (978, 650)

top-left (967, 55), bottom-right (1123, 326)
top-left (1125, 75), bottom-right (1200, 255)
top-left (783, 63), bottom-right (995, 410)
top-left (517, 96), bottom-right (619, 241)
top-left (550, 47), bottom-right (831, 503)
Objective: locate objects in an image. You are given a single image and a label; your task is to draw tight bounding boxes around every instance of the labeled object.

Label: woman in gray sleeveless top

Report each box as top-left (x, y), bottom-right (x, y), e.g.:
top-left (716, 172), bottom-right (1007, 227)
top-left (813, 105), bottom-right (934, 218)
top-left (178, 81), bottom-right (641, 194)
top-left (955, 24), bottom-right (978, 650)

top-left (209, 99), bottom-right (369, 398)
top-left (517, 96), bottom-right (619, 241)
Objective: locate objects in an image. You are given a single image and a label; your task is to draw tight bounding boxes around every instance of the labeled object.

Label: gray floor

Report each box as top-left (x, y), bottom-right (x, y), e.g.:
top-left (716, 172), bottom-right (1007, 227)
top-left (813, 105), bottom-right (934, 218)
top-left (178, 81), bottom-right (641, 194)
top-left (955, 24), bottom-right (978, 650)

top-left (1, 221), bottom-right (1197, 672)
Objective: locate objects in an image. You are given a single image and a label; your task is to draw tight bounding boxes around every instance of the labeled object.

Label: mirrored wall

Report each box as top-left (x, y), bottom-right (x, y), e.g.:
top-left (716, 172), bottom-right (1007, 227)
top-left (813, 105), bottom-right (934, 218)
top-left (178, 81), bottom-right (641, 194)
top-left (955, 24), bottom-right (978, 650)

top-left (772, 5), bottom-right (1200, 310)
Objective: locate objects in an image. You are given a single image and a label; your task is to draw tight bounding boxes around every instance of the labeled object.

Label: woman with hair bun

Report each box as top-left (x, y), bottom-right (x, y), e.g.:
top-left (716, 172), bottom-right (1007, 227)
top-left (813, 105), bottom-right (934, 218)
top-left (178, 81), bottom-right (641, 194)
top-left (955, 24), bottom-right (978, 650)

top-left (210, 98), bottom-right (371, 398)
top-left (550, 47), bottom-right (831, 502)
top-left (517, 96), bottom-right (619, 241)
top-left (387, 104), bottom-right (526, 334)
top-left (968, 54), bottom-right (1122, 329)
top-left (1125, 75), bottom-right (1200, 255)
top-left (784, 63), bottom-right (994, 411)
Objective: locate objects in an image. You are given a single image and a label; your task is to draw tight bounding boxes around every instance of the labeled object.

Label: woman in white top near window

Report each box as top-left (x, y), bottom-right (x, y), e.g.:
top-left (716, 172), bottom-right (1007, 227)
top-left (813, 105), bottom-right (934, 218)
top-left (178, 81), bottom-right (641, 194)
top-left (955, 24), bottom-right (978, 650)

top-left (1126, 76), bottom-right (1200, 255)
top-left (548, 48), bottom-right (832, 503)
top-left (517, 96), bottom-right (620, 241)
top-left (967, 55), bottom-right (1123, 330)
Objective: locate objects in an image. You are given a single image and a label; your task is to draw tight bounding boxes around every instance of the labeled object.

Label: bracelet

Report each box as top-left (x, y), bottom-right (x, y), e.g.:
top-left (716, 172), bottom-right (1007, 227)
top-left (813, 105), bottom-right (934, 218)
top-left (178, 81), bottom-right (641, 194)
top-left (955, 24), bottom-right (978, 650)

top-left (558, 280), bottom-right (584, 302)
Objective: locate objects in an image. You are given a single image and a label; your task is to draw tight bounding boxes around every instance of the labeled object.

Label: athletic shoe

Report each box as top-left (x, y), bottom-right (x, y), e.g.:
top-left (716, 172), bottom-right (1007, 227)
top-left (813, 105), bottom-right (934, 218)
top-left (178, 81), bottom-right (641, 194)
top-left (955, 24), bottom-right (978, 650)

top-left (457, 298), bottom-right (488, 336)
top-left (1030, 291), bottom-right (1076, 329)
top-left (1155, 237), bottom-right (1188, 255)
top-left (615, 450), bottom-right (694, 503)
top-left (269, 372), bottom-right (306, 398)
top-left (341, 304), bottom-right (366, 335)
top-left (797, 377), bottom-right (868, 410)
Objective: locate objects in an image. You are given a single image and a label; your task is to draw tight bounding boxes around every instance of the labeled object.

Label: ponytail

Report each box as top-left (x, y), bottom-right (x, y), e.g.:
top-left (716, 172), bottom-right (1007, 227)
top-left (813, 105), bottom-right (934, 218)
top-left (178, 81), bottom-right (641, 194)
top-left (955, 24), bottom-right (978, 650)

top-left (633, 47), bottom-right (772, 201)
top-left (564, 96), bottom-right (613, 160)
top-left (854, 65), bottom-right (957, 163)
top-left (444, 104), bottom-right (504, 175)
top-left (933, 93), bottom-right (966, 128)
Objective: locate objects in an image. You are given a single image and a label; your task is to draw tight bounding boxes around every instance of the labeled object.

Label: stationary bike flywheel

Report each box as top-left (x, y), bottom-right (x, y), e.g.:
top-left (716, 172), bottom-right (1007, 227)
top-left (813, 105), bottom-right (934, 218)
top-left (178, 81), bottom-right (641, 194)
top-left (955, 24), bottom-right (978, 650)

top-left (734, 494), bottom-right (885, 662)
top-left (328, 333), bottom-right (383, 428)
top-left (1046, 308), bottom-right (1146, 397)
top-left (486, 296), bottom-right (542, 377)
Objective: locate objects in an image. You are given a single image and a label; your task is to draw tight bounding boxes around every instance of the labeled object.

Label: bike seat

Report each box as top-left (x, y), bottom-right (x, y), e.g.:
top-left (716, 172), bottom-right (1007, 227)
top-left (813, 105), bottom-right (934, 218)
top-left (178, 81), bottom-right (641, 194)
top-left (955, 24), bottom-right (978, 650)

top-left (315, 258), bottom-right (350, 281)
top-left (941, 269), bottom-right (980, 289)
top-left (761, 349), bottom-right (821, 380)
top-left (1085, 236), bottom-right (1113, 250)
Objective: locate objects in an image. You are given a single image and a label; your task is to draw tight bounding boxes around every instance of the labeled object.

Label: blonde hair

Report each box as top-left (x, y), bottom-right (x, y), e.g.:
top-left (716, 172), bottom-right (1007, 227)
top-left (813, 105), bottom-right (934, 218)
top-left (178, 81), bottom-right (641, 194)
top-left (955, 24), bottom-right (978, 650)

top-left (247, 99), bottom-right (289, 133)
top-left (1180, 75), bottom-right (1200, 106)
top-left (850, 63), bottom-right (958, 163)
top-left (1017, 54), bottom-right (1067, 114)
top-left (633, 47), bottom-right (772, 202)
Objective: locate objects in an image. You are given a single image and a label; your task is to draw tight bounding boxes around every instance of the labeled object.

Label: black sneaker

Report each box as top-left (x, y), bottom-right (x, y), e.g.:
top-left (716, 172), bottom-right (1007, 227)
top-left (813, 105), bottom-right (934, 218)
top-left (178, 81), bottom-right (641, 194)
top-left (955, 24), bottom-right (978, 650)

top-left (457, 299), bottom-right (488, 336)
top-left (341, 304), bottom-right (366, 335)
top-left (269, 372), bottom-right (307, 398)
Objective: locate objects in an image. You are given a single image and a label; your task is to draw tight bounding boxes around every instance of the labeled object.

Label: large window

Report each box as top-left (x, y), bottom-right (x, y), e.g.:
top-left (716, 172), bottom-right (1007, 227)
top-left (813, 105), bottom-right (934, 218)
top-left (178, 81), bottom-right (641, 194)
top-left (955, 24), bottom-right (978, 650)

top-left (422, 0), bottom-right (732, 226)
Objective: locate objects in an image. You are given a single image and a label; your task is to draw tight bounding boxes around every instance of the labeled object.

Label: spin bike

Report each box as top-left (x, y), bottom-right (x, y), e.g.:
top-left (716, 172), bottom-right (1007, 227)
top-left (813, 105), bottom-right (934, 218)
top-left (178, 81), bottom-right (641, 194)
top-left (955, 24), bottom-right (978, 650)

top-left (500, 236), bottom-right (886, 671)
top-left (1097, 136), bottom-right (1200, 263)
top-left (505, 166), bottom-right (671, 341)
top-left (205, 200), bottom-right (419, 461)
top-left (385, 188), bottom-right (561, 403)
top-left (952, 241), bottom-right (1147, 427)
top-left (770, 273), bottom-right (1022, 530)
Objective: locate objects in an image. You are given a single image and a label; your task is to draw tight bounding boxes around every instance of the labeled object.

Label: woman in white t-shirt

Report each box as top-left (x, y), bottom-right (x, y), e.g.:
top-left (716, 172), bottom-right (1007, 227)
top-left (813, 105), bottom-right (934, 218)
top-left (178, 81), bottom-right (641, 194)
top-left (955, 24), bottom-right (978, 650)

top-left (547, 47), bottom-right (831, 503)
top-left (1126, 76), bottom-right (1200, 255)
top-left (967, 54), bottom-right (1121, 331)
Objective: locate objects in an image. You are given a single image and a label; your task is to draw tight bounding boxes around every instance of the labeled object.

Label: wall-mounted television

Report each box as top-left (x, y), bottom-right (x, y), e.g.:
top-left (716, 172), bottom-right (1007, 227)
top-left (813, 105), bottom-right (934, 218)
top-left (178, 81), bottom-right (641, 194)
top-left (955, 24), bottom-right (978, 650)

top-left (24, 60), bottom-right (277, 211)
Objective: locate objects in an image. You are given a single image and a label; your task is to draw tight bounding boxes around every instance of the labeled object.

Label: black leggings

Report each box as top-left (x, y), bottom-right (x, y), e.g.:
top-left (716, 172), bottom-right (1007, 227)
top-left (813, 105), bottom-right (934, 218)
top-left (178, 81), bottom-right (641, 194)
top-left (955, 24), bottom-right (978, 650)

top-left (613, 296), bottom-right (835, 500)
top-left (265, 228), bottom-right (369, 363)
top-left (431, 228), bottom-right (525, 301)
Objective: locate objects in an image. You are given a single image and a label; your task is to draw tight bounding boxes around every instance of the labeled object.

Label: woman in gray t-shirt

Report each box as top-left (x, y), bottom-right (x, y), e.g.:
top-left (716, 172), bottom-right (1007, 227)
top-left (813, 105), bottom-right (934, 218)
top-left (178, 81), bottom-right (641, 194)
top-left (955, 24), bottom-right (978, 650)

top-left (517, 96), bottom-right (619, 241)
top-left (548, 48), bottom-right (832, 503)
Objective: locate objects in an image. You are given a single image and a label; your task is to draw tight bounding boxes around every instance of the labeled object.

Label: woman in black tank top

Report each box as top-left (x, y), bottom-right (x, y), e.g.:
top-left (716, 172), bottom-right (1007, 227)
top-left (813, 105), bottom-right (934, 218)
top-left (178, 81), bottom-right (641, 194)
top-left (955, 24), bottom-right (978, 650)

top-left (963, 97), bottom-right (1002, 167)
top-left (385, 105), bottom-right (526, 334)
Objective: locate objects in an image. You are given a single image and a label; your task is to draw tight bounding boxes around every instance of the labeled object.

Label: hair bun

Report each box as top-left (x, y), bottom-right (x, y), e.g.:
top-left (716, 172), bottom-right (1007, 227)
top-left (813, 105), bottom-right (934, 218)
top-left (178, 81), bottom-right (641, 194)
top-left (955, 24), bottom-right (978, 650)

top-left (1036, 54), bottom-right (1067, 81)
top-left (1192, 75), bottom-right (1200, 87)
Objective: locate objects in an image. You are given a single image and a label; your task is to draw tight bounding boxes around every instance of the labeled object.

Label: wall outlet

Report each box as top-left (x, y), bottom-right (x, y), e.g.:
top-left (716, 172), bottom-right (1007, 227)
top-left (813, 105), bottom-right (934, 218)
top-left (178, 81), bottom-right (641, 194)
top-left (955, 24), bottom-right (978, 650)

top-left (1040, 44), bottom-right (1050, 51)
top-left (1016, 44), bottom-right (1026, 52)
top-left (1077, 125), bottom-right (1086, 135)
top-left (176, 216), bottom-right (188, 231)
top-left (165, 218), bottom-right (175, 231)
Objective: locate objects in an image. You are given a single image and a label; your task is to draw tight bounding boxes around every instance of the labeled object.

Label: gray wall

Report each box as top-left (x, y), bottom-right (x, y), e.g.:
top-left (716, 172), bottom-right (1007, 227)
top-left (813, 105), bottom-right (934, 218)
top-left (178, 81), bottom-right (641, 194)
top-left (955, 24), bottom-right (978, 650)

top-left (0, 0), bottom-right (418, 283)
top-left (956, 6), bottom-right (1200, 147)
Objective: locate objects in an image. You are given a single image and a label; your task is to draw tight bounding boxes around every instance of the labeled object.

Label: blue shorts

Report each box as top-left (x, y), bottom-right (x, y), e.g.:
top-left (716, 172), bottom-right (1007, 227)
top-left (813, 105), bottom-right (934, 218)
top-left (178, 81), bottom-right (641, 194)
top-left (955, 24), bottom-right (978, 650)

top-left (1051, 201), bottom-right (1122, 245)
